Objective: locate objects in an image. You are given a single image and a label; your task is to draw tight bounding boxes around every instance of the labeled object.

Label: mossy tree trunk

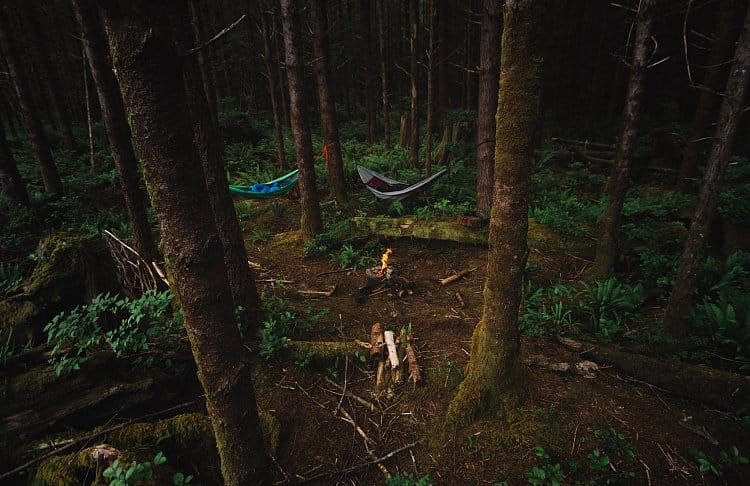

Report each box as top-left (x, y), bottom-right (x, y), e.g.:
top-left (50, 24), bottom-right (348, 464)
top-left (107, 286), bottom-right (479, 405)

top-left (0, 8), bottom-right (63, 195)
top-left (475, 0), bottom-right (502, 216)
top-left (280, 0), bottom-right (322, 241)
top-left (586, 0), bottom-right (654, 281)
top-left (72, 0), bottom-right (158, 260)
top-left (664, 4), bottom-right (750, 340)
top-left (100, 2), bottom-right (270, 484)
top-left (173, 2), bottom-right (263, 329)
top-left (408, 0), bottom-right (419, 168)
top-left (675, 0), bottom-right (740, 192)
top-left (309, 0), bottom-right (348, 202)
top-left (259, 1), bottom-right (287, 169)
top-left (446, 0), bottom-right (543, 428)
top-left (0, 108), bottom-right (29, 205)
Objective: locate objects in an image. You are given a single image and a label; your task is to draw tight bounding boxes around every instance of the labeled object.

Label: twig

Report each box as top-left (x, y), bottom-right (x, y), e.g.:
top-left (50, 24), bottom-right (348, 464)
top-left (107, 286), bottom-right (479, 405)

top-left (184, 15), bottom-right (246, 56)
top-left (0, 401), bottom-right (195, 480)
top-left (316, 267), bottom-right (354, 277)
top-left (276, 441), bottom-right (421, 485)
top-left (323, 377), bottom-right (376, 411)
top-left (439, 267), bottom-right (477, 286)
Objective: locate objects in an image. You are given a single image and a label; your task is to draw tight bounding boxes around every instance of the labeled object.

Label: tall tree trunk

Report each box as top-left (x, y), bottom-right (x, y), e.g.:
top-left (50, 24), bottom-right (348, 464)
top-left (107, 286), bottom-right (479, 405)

top-left (377, 0), bottom-right (391, 149)
top-left (424, 0), bottom-right (435, 177)
top-left (19, 2), bottom-right (77, 152)
top-left (361, 0), bottom-right (376, 143)
top-left (409, 0), bottom-right (419, 168)
top-left (436, 0), bottom-right (448, 133)
top-left (99, 2), bottom-right (270, 484)
top-left (188, 0), bottom-right (220, 122)
top-left (273, 10), bottom-right (292, 130)
top-left (280, 0), bottom-right (322, 240)
top-left (259, 3), bottom-right (287, 169)
top-left (309, 0), bottom-right (347, 202)
top-left (0, 12), bottom-right (63, 196)
top-left (173, 2), bottom-right (264, 329)
top-left (675, 0), bottom-right (740, 191)
top-left (72, 0), bottom-right (157, 260)
top-left (586, 0), bottom-right (654, 282)
top-left (0, 107), bottom-right (29, 205)
top-left (475, 0), bottom-right (502, 216)
top-left (446, 0), bottom-right (543, 428)
top-left (664, 5), bottom-right (750, 339)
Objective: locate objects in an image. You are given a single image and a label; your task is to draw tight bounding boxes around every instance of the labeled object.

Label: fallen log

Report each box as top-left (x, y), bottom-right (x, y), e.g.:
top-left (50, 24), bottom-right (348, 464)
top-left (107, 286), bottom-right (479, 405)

top-left (439, 267), bottom-right (477, 286)
top-left (282, 340), bottom-right (362, 367)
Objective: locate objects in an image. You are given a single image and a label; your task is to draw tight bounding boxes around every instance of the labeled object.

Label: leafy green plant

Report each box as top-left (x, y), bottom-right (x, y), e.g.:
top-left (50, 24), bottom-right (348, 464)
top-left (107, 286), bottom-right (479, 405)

top-left (0, 261), bottom-right (24, 296)
top-left (103, 452), bottom-right (167, 486)
top-left (527, 447), bottom-right (564, 486)
top-left (257, 296), bottom-right (326, 359)
top-left (576, 278), bottom-right (643, 341)
top-left (248, 231), bottom-right (272, 243)
top-left (384, 471), bottom-right (433, 486)
top-left (690, 446), bottom-right (748, 476)
top-left (519, 282), bottom-right (577, 337)
top-left (330, 244), bottom-right (375, 270)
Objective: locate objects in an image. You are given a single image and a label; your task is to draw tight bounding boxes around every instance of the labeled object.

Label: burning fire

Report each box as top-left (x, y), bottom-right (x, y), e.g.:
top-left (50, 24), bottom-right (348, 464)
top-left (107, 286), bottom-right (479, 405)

top-left (380, 248), bottom-right (393, 271)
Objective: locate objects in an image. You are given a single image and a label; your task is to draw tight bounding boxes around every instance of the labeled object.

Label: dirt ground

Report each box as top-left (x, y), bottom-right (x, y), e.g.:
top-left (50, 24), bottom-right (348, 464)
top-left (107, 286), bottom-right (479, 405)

top-left (240, 197), bottom-right (750, 485)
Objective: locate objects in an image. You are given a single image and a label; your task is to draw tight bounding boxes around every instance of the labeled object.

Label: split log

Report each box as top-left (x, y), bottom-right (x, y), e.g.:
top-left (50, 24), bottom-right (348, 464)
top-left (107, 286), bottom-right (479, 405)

top-left (439, 267), bottom-right (477, 286)
top-left (383, 331), bottom-right (399, 369)
top-left (579, 342), bottom-right (750, 412)
top-left (405, 344), bottom-right (421, 384)
top-left (370, 323), bottom-right (385, 359)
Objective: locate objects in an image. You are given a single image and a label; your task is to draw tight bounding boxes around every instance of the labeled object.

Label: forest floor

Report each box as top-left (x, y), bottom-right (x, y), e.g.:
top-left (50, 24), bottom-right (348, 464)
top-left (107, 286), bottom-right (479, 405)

top-left (239, 196), bottom-right (750, 486)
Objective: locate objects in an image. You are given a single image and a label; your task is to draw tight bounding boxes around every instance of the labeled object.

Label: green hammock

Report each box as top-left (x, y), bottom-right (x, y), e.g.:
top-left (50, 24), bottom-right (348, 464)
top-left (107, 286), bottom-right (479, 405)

top-left (229, 169), bottom-right (299, 199)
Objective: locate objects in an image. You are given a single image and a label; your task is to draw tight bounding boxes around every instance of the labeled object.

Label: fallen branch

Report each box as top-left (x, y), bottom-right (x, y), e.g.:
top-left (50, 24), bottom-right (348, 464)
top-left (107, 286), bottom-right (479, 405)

top-left (277, 441), bottom-right (421, 485)
top-left (297, 285), bottom-right (337, 297)
top-left (439, 267), bottom-right (477, 286)
top-left (184, 15), bottom-right (246, 56)
top-left (405, 345), bottom-right (421, 384)
top-left (315, 267), bottom-right (354, 277)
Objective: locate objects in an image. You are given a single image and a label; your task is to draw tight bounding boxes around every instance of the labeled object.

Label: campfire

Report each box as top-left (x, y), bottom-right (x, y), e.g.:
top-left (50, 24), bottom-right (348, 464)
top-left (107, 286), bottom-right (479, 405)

top-left (359, 248), bottom-right (414, 300)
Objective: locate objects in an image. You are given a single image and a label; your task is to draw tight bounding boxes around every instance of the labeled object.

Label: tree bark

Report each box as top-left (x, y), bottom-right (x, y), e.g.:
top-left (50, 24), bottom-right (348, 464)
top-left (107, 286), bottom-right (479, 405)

top-left (280, 0), bottom-right (322, 240)
top-left (586, 0), bottom-right (654, 282)
top-left (0, 107), bottom-right (29, 205)
top-left (72, 0), bottom-right (158, 260)
top-left (273, 9), bottom-right (291, 130)
top-left (0, 10), bottom-right (63, 195)
top-left (173, 1), bottom-right (264, 329)
top-left (309, 0), bottom-right (347, 202)
top-left (475, 0), bottom-right (502, 216)
top-left (424, 0), bottom-right (435, 177)
top-left (675, 0), bottom-right (740, 191)
top-left (361, 0), bottom-right (377, 143)
top-left (19, 2), bottom-right (77, 152)
top-left (259, 3), bottom-right (287, 169)
top-left (408, 0), bottom-right (419, 168)
top-left (99, 2), bottom-right (270, 484)
top-left (436, 0), bottom-right (448, 133)
top-left (188, 0), bottom-right (220, 121)
top-left (446, 0), bottom-right (543, 428)
top-left (664, 4), bottom-right (750, 339)
top-left (377, 0), bottom-right (391, 149)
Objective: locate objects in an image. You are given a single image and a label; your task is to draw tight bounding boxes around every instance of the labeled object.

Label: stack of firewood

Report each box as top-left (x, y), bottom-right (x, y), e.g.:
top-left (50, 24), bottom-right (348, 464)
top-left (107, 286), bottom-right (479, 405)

top-left (358, 323), bottom-right (421, 392)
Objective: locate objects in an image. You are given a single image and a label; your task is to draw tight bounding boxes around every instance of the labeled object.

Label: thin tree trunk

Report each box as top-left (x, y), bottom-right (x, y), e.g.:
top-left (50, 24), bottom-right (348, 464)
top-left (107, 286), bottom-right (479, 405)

top-left (425, 0), bottom-right (435, 177)
top-left (475, 0), bottom-right (502, 216)
top-left (188, 0), bottom-right (220, 122)
top-left (377, 0), bottom-right (391, 149)
top-left (675, 0), bottom-right (740, 191)
top-left (99, 3), bottom-right (270, 484)
top-left (436, 0), bottom-right (448, 133)
top-left (19, 2), bottom-right (77, 152)
top-left (82, 43), bottom-right (96, 172)
top-left (273, 9), bottom-right (291, 130)
top-left (174, 2), bottom-right (264, 329)
top-left (0, 12), bottom-right (63, 196)
top-left (446, 0), bottom-right (543, 428)
top-left (0, 108), bottom-right (29, 205)
top-left (72, 0), bottom-right (157, 260)
top-left (409, 0), bottom-right (419, 168)
top-left (664, 4), bottom-right (750, 339)
top-left (361, 0), bottom-right (376, 143)
top-left (259, 4), bottom-right (286, 169)
top-left (586, 0), bottom-right (654, 282)
top-left (280, 0), bottom-right (322, 241)
top-left (309, 0), bottom-right (347, 202)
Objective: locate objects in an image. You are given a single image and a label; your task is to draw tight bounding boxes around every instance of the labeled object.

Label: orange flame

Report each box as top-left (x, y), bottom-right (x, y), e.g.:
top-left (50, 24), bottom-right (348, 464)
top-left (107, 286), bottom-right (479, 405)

top-left (380, 248), bottom-right (392, 271)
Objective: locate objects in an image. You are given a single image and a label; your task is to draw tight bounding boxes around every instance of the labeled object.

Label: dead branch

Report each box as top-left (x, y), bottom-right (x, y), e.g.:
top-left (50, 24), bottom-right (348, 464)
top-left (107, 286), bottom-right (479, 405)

top-left (405, 344), bottom-right (421, 384)
top-left (184, 15), bottom-right (246, 56)
top-left (439, 267), bottom-right (477, 286)
top-left (297, 285), bottom-right (337, 297)
top-left (315, 267), bottom-right (353, 277)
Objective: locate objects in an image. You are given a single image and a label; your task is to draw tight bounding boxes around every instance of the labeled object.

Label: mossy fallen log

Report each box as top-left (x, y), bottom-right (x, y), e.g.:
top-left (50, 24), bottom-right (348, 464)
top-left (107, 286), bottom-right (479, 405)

top-left (0, 231), bottom-right (118, 346)
top-left (283, 340), bottom-right (364, 367)
top-left (351, 217), bottom-right (594, 256)
top-left (582, 342), bottom-right (750, 412)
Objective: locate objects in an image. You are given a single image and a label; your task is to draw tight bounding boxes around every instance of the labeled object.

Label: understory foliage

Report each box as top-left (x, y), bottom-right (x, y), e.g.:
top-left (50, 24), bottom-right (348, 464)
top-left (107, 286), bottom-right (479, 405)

top-left (256, 294), bottom-right (328, 359)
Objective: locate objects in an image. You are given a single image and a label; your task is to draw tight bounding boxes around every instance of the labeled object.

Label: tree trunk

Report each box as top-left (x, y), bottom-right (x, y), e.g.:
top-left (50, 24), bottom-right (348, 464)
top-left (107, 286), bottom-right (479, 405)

top-left (675, 0), bottom-right (740, 191)
top-left (259, 3), bottom-right (287, 169)
top-left (408, 0), bottom-right (419, 168)
top-left (436, 0), bottom-right (448, 133)
top-left (279, 0), bottom-right (322, 240)
top-left (309, 0), bottom-right (347, 202)
top-left (424, 0), bottom-right (435, 177)
top-left (586, 0), bottom-right (654, 282)
top-left (475, 0), bottom-right (502, 216)
top-left (173, 2), bottom-right (264, 329)
top-left (0, 107), bottom-right (29, 205)
top-left (99, 2), bottom-right (270, 484)
top-left (72, 0), bottom-right (158, 260)
top-left (377, 0), bottom-right (391, 149)
top-left (361, 0), bottom-right (377, 143)
top-left (664, 4), bottom-right (750, 339)
top-left (188, 0), bottom-right (220, 121)
top-left (446, 0), bottom-right (543, 428)
top-left (0, 11), bottom-right (63, 195)
top-left (273, 9), bottom-right (292, 130)
top-left (19, 2), bottom-right (77, 152)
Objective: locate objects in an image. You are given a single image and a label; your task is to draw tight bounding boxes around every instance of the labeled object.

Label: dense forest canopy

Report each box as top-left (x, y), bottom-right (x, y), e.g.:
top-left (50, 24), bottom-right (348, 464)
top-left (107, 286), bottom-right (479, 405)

top-left (1, 0), bottom-right (749, 485)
